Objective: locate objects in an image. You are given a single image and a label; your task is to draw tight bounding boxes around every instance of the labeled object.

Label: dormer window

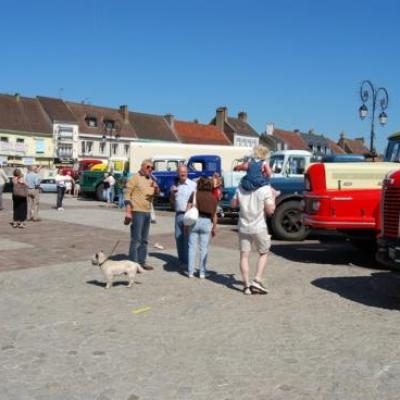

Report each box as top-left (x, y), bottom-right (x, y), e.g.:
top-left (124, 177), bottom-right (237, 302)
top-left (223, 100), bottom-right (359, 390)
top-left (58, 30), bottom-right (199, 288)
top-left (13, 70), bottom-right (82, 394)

top-left (85, 116), bottom-right (98, 128)
top-left (103, 119), bottom-right (115, 130)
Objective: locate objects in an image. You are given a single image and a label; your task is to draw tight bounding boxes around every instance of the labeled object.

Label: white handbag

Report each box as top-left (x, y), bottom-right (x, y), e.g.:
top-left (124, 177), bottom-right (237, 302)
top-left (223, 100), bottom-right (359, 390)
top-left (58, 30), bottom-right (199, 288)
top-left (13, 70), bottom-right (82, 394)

top-left (183, 192), bottom-right (199, 226)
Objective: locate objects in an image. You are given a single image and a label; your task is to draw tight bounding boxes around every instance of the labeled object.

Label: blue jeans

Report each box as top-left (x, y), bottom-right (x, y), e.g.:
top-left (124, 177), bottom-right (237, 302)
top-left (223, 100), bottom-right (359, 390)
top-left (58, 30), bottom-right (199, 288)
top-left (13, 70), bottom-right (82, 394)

top-left (188, 217), bottom-right (212, 275)
top-left (129, 211), bottom-right (151, 265)
top-left (175, 213), bottom-right (188, 266)
top-left (117, 189), bottom-right (124, 208)
top-left (103, 187), bottom-right (112, 202)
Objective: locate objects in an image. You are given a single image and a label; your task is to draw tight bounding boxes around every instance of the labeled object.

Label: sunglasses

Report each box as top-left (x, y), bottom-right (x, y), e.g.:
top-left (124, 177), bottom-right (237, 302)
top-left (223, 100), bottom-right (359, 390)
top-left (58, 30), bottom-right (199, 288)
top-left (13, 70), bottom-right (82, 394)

top-left (145, 165), bottom-right (153, 170)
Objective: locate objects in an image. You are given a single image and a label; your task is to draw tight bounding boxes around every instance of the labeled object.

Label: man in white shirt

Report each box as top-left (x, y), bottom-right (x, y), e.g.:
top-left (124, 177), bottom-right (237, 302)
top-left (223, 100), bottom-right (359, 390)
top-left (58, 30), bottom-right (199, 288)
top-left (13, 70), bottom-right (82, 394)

top-left (170, 165), bottom-right (196, 268)
top-left (232, 185), bottom-right (275, 295)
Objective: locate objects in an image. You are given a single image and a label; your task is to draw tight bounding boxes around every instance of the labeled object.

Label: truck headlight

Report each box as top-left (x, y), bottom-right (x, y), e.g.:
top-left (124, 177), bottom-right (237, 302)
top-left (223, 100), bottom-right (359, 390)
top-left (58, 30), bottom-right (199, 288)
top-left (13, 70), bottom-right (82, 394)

top-left (311, 200), bottom-right (320, 212)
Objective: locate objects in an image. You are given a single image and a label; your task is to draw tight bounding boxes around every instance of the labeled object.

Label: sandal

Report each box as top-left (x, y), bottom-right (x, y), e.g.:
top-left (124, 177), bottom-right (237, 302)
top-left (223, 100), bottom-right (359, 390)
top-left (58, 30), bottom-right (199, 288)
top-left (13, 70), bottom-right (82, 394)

top-left (243, 286), bottom-right (252, 295)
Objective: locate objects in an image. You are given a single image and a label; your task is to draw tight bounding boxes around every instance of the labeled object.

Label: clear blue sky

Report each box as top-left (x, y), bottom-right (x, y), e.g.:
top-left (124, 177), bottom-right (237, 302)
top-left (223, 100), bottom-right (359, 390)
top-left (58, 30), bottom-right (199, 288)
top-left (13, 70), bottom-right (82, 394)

top-left (2, 0), bottom-right (399, 152)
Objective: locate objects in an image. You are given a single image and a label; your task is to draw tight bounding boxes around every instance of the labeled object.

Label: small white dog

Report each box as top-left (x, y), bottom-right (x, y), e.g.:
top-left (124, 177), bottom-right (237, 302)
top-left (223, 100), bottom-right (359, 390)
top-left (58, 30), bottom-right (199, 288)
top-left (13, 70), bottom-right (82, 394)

top-left (92, 251), bottom-right (144, 289)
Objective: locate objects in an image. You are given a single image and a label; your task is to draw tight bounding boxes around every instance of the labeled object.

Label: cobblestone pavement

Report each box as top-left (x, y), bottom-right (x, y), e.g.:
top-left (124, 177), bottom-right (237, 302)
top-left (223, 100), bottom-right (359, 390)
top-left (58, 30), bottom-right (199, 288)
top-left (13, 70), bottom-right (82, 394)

top-left (1, 194), bottom-right (400, 400)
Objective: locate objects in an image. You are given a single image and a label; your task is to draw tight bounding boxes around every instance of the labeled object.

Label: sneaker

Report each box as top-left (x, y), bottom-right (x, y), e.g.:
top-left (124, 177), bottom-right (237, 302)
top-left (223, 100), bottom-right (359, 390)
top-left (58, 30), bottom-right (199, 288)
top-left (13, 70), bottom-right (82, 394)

top-left (188, 273), bottom-right (194, 278)
top-left (243, 286), bottom-right (252, 295)
top-left (57, 207), bottom-right (64, 211)
top-left (18, 223), bottom-right (26, 229)
top-left (199, 272), bottom-right (207, 279)
top-left (250, 279), bottom-right (269, 294)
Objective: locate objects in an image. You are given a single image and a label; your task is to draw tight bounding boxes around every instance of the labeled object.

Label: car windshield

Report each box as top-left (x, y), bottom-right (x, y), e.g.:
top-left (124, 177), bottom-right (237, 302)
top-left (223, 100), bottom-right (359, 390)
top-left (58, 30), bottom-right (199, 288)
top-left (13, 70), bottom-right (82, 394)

top-left (385, 140), bottom-right (400, 162)
top-left (269, 155), bottom-right (285, 174)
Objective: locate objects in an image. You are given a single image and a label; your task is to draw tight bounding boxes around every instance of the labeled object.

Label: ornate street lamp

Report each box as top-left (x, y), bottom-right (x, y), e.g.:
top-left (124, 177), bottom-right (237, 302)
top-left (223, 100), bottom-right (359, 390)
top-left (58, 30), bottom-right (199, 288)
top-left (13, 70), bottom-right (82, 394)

top-left (358, 80), bottom-right (389, 160)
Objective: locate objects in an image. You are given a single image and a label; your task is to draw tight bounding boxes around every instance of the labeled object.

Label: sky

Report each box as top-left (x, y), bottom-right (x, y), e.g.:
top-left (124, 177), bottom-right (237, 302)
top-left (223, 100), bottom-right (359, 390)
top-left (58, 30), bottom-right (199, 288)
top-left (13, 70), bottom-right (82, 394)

top-left (1, 0), bottom-right (399, 152)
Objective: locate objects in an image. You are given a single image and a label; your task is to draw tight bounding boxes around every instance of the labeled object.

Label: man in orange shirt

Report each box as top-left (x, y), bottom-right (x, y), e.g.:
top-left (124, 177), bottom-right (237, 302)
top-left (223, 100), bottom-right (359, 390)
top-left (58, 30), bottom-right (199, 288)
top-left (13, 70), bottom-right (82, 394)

top-left (124, 159), bottom-right (159, 270)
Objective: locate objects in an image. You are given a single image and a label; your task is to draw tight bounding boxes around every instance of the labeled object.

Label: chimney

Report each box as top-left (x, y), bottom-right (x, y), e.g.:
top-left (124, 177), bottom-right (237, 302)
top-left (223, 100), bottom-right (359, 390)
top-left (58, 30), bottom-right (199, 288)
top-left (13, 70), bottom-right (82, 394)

top-left (266, 123), bottom-right (274, 136)
top-left (355, 137), bottom-right (365, 144)
top-left (164, 113), bottom-right (175, 129)
top-left (216, 106), bottom-right (227, 131)
top-left (308, 128), bottom-right (315, 135)
top-left (193, 119), bottom-right (199, 124)
top-left (294, 129), bottom-right (300, 133)
top-left (119, 105), bottom-right (129, 123)
top-left (238, 111), bottom-right (248, 123)
top-left (15, 93), bottom-right (20, 101)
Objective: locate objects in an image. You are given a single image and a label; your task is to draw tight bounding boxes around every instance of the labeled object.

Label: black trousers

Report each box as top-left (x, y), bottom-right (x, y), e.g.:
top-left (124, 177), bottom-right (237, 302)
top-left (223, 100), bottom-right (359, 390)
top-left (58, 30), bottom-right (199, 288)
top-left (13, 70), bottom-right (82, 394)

top-left (56, 187), bottom-right (65, 208)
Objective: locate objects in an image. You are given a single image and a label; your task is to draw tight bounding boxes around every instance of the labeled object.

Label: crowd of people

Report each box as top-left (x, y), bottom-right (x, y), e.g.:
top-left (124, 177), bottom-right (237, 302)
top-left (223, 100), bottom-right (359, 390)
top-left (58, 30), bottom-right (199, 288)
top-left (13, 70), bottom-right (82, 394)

top-left (125, 145), bottom-right (275, 295)
top-left (1, 144), bottom-right (275, 295)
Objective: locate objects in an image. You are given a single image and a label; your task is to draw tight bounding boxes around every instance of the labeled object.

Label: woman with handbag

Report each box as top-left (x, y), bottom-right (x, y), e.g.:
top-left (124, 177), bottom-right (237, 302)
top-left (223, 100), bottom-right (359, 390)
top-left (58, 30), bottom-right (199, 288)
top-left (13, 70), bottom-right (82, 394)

top-left (12, 168), bottom-right (28, 228)
top-left (185, 176), bottom-right (218, 279)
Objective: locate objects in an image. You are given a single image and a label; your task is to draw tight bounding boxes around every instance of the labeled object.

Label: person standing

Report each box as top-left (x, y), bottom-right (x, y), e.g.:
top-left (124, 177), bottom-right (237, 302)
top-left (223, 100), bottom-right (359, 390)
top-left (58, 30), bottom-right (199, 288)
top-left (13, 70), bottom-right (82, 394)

top-left (169, 165), bottom-right (196, 269)
top-left (11, 168), bottom-right (28, 228)
top-left (186, 177), bottom-right (217, 278)
top-left (55, 169), bottom-right (66, 211)
top-left (0, 164), bottom-right (8, 210)
top-left (124, 159), bottom-right (159, 270)
top-left (231, 185), bottom-right (275, 295)
top-left (25, 165), bottom-right (41, 221)
top-left (103, 173), bottom-right (116, 206)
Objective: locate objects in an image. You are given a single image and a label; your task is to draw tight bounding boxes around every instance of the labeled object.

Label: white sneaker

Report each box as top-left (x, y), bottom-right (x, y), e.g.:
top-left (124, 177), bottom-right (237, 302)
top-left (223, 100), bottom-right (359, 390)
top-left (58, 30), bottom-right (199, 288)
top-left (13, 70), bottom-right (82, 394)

top-left (199, 273), bottom-right (206, 279)
top-left (57, 207), bottom-right (64, 211)
top-left (188, 273), bottom-right (194, 279)
top-left (250, 279), bottom-right (269, 294)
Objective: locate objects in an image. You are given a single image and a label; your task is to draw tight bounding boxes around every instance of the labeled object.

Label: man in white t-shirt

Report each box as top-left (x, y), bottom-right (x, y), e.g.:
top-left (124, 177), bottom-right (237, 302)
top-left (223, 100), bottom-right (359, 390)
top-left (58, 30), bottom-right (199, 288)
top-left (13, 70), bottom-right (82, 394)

top-left (232, 185), bottom-right (275, 295)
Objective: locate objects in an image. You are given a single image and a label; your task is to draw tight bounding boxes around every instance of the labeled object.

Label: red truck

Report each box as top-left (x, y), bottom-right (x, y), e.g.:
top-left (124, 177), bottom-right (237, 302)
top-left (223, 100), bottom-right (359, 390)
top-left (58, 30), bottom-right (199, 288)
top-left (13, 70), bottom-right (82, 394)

top-left (376, 169), bottom-right (400, 269)
top-left (303, 132), bottom-right (400, 250)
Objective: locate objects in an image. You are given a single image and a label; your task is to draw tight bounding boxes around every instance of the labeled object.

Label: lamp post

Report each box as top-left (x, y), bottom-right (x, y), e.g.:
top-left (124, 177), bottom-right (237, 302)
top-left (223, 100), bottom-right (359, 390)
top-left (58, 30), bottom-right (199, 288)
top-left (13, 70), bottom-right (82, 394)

top-left (358, 80), bottom-right (389, 161)
top-left (101, 121), bottom-right (120, 171)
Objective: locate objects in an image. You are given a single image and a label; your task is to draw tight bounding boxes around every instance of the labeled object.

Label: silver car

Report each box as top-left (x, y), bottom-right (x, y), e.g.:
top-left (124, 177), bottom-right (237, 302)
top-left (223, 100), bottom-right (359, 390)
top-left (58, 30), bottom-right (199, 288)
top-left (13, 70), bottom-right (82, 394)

top-left (39, 178), bottom-right (57, 193)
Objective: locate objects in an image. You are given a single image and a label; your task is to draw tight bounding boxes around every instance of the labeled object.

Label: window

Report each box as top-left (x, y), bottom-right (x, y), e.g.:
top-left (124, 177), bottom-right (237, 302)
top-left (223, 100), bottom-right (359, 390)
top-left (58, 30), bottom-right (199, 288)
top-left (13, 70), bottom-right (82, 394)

top-left (104, 119), bottom-right (115, 130)
top-left (81, 141), bottom-right (86, 154)
top-left (124, 144), bottom-right (129, 156)
top-left (287, 156), bottom-right (306, 175)
top-left (86, 141), bottom-right (93, 153)
top-left (100, 142), bottom-right (106, 154)
top-left (1, 137), bottom-right (8, 142)
top-left (17, 138), bottom-right (24, 143)
top-left (35, 139), bottom-right (45, 154)
top-left (112, 143), bottom-right (118, 155)
top-left (85, 117), bottom-right (98, 127)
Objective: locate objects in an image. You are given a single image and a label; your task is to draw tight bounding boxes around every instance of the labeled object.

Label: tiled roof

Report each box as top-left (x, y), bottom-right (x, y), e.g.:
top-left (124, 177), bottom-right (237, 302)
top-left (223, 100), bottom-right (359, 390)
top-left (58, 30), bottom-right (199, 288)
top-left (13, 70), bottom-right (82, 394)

top-left (128, 112), bottom-right (178, 142)
top-left (38, 96), bottom-right (77, 123)
top-left (341, 138), bottom-right (370, 155)
top-left (300, 132), bottom-right (328, 147)
top-left (0, 94), bottom-right (52, 134)
top-left (66, 102), bottom-right (137, 138)
top-left (272, 129), bottom-right (309, 150)
top-left (174, 120), bottom-right (231, 145)
top-left (227, 117), bottom-right (259, 137)
top-left (326, 138), bottom-right (345, 154)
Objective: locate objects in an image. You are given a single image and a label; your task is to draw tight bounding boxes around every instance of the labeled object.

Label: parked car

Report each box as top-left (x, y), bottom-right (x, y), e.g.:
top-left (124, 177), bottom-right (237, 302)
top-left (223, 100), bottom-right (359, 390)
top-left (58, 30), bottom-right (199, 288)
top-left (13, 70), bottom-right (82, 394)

top-left (39, 178), bottom-right (57, 193)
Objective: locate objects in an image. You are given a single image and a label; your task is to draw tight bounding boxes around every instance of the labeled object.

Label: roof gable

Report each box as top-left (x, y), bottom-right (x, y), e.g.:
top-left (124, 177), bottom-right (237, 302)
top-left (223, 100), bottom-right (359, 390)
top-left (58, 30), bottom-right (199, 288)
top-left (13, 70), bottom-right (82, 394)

top-left (227, 117), bottom-right (259, 138)
top-left (128, 112), bottom-right (178, 142)
top-left (174, 120), bottom-right (231, 145)
top-left (272, 129), bottom-right (309, 150)
top-left (38, 96), bottom-right (77, 124)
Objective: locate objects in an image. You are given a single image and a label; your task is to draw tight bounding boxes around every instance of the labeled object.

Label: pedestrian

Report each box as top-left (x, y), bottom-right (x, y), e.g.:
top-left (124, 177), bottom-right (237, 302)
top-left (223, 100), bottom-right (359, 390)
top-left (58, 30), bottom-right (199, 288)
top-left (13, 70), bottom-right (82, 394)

top-left (211, 172), bottom-right (223, 201)
top-left (11, 168), bottom-right (28, 228)
top-left (73, 180), bottom-right (80, 198)
top-left (103, 173), bottom-right (115, 206)
top-left (25, 165), bottom-right (41, 222)
top-left (186, 176), bottom-right (217, 279)
top-left (231, 183), bottom-right (276, 295)
top-left (169, 165), bottom-right (196, 269)
top-left (0, 163), bottom-right (8, 210)
top-left (55, 168), bottom-right (67, 211)
top-left (124, 159), bottom-right (159, 270)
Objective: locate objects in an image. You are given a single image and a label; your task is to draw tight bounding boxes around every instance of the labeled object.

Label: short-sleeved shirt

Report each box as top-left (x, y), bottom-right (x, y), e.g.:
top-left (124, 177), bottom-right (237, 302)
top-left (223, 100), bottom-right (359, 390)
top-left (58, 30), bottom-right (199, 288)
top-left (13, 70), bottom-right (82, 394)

top-left (173, 178), bottom-right (196, 212)
top-left (125, 172), bottom-right (156, 212)
top-left (235, 185), bottom-right (274, 234)
top-left (25, 172), bottom-right (39, 189)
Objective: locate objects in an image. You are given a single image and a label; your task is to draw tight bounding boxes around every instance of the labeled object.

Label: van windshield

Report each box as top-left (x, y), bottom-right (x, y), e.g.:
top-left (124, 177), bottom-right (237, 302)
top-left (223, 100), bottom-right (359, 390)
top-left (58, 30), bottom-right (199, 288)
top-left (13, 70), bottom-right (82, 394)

top-left (269, 155), bottom-right (285, 174)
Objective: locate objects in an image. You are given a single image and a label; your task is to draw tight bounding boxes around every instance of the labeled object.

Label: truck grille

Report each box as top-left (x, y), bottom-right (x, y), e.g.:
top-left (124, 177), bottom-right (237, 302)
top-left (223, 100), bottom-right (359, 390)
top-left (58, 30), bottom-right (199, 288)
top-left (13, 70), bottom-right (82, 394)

top-left (383, 186), bottom-right (400, 237)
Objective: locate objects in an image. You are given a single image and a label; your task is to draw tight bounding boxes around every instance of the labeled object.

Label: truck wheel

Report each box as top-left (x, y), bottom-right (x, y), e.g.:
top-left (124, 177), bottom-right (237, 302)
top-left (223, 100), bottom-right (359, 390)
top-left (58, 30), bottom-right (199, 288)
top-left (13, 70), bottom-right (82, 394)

top-left (349, 238), bottom-right (377, 253)
top-left (96, 184), bottom-right (105, 201)
top-left (271, 200), bottom-right (308, 241)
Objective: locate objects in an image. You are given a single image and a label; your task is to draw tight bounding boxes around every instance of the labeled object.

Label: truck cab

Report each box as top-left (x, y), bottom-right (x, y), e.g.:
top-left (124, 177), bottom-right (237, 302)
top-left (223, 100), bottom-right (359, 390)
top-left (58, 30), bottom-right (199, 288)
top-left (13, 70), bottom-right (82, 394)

top-left (220, 150), bottom-right (313, 241)
top-left (154, 154), bottom-right (221, 201)
top-left (304, 133), bottom-right (400, 247)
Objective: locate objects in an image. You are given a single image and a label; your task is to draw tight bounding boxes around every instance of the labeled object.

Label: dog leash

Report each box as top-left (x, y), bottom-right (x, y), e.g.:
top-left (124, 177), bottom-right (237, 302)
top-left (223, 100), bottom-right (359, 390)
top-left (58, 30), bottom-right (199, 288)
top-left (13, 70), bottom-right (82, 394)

top-left (109, 240), bottom-right (120, 257)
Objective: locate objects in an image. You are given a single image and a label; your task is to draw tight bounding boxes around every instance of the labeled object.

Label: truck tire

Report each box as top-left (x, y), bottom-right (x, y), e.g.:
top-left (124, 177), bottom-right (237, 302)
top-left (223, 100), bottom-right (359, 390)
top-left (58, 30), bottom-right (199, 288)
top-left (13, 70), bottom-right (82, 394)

top-left (271, 200), bottom-right (308, 241)
top-left (96, 184), bottom-right (105, 201)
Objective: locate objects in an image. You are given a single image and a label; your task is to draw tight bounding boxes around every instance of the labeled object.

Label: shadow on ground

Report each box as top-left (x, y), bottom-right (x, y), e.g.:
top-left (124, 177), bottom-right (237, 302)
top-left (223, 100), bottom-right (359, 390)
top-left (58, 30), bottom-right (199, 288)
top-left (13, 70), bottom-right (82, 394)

top-left (271, 239), bottom-right (381, 269)
top-left (312, 272), bottom-right (400, 310)
top-left (149, 251), bottom-right (243, 292)
top-left (86, 279), bottom-right (141, 288)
